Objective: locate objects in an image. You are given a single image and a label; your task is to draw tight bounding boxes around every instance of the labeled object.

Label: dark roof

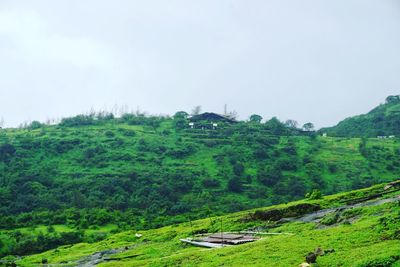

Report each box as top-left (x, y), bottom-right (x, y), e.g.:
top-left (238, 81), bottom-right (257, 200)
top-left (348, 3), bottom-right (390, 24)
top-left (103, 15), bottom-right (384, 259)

top-left (189, 112), bottom-right (237, 123)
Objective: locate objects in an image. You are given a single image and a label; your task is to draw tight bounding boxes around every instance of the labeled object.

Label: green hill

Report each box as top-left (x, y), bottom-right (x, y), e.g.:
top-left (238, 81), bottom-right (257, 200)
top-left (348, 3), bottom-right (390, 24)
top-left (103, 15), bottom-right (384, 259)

top-left (0, 112), bottom-right (400, 258)
top-left (6, 182), bottom-right (400, 267)
top-left (320, 95), bottom-right (400, 137)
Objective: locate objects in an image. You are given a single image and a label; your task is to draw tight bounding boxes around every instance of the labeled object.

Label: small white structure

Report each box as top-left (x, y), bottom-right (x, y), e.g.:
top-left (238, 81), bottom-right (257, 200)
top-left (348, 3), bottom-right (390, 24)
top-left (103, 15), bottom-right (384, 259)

top-left (377, 136), bottom-right (387, 139)
top-left (322, 133), bottom-right (327, 137)
top-left (389, 135), bottom-right (396, 138)
top-left (188, 122), bottom-right (194, 129)
top-left (212, 123), bottom-right (218, 129)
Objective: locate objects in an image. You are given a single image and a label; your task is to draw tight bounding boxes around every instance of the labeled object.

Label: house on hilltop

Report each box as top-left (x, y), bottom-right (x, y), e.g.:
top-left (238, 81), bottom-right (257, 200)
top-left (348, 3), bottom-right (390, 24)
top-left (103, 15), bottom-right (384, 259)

top-left (188, 112), bottom-right (237, 129)
top-left (189, 112), bottom-right (237, 123)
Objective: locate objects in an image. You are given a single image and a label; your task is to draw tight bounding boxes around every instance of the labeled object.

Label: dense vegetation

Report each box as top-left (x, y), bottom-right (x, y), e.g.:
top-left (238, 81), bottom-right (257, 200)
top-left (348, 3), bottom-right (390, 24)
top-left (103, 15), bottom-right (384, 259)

top-left (8, 183), bottom-right (400, 267)
top-left (0, 103), bottom-right (400, 258)
top-left (321, 95), bottom-right (400, 137)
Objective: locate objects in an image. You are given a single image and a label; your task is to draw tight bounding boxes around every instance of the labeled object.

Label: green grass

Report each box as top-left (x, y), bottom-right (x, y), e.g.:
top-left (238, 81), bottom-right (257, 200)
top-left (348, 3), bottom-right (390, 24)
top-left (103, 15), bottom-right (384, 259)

top-left (1, 115), bottom-right (400, 258)
top-left (14, 183), bottom-right (400, 267)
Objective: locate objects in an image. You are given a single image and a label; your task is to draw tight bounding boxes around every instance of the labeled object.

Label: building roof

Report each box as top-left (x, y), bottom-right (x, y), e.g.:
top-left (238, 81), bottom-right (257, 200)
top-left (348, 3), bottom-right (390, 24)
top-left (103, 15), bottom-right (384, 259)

top-left (189, 112), bottom-right (237, 123)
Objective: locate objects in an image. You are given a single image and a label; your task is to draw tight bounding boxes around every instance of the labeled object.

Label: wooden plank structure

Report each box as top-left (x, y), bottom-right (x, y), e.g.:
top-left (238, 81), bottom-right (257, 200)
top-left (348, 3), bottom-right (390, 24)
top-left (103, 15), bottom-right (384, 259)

top-left (179, 239), bottom-right (226, 248)
top-left (181, 233), bottom-right (259, 248)
top-left (202, 233), bottom-right (259, 245)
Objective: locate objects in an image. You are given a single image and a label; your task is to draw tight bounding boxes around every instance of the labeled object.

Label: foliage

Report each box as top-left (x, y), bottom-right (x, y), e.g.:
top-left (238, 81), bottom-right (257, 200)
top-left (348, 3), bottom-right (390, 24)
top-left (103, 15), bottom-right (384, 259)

top-left (11, 184), bottom-right (400, 267)
top-left (249, 114), bottom-right (263, 123)
top-left (303, 122), bottom-right (315, 131)
top-left (321, 95), bottom-right (400, 137)
top-left (0, 109), bottom-right (399, 258)
top-left (306, 189), bottom-right (323, 200)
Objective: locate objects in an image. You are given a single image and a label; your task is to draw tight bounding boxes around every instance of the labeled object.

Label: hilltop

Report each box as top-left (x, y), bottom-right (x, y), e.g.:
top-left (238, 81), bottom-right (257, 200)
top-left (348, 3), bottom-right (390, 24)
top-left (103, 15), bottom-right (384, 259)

top-left (0, 111), bottom-right (400, 258)
top-left (321, 95), bottom-right (400, 137)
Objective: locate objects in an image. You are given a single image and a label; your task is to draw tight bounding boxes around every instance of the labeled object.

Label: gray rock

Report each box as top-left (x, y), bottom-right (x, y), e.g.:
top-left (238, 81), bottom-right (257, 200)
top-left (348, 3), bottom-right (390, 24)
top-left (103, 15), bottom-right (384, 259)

top-left (306, 252), bottom-right (317, 263)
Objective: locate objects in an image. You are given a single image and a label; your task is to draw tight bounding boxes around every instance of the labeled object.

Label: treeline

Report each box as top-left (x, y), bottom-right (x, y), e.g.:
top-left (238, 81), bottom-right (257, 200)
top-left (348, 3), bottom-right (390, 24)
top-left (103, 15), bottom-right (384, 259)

top-left (0, 208), bottom-right (136, 230)
top-left (0, 229), bottom-right (85, 257)
top-left (12, 107), bottom-right (316, 135)
top-left (0, 224), bottom-right (113, 258)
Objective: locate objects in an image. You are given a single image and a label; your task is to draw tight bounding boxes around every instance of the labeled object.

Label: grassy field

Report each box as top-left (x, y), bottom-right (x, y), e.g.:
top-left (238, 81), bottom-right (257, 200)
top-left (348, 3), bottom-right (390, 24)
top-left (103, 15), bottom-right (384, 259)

top-left (11, 183), bottom-right (400, 267)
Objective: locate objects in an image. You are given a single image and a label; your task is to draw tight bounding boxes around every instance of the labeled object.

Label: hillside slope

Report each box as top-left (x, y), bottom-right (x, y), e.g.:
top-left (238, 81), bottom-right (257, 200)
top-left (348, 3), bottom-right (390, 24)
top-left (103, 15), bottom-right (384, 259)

top-left (9, 183), bottom-right (400, 267)
top-left (0, 113), bottom-right (399, 258)
top-left (321, 95), bottom-right (400, 137)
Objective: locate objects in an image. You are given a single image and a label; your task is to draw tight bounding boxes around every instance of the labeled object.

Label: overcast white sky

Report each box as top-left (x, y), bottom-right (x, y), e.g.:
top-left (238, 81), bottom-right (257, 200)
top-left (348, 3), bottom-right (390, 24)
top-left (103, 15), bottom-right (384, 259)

top-left (0, 0), bottom-right (399, 128)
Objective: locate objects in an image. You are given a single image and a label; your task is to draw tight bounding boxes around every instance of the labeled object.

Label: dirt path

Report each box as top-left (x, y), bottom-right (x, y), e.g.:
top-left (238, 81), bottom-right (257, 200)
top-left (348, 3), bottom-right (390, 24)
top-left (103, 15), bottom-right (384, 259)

top-left (292, 195), bottom-right (400, 224)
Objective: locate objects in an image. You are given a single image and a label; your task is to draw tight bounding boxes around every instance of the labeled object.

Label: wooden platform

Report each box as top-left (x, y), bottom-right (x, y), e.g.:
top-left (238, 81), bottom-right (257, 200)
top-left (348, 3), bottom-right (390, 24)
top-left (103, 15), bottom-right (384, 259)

top-left (180, 239), bottom-right (227, 248)
top-left (181, 233), bottom-right (260, 248)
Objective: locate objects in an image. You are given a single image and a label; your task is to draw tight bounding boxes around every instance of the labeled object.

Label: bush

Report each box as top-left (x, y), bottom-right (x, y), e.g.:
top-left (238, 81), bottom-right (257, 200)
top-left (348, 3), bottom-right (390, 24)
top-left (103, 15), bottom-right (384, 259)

top-left (306, 189), bottom-right (323, 200)
top-left (104, 130), bottom-right (115, 138)
top-left (282, 141), bottom-right (297, 155)
top-left (202, 178), bottom-right (220, 188)
top-left (227, 177), bottom-right (243, 192)
top-left (167, 143), bottom-right (198, 158)
top-left (60, 115), bottom-right (95, 127)
top-left (84, 232), bottom-right (108, 243)
top-left (320, 212), bottom-right (339, 225)
top-left (118, 128), bottom-right (136, 137)
top-left (28, 121), bottom-right (43, 130)
top-left (328, 163), bottom-right (338, 173)
top-left (233, 162), bottom-right (245, 176)
top-left (83, 145), bottom-right (105, 160)
top-left (257, 166), bottom-right (282, 186)
top-left (0, 144), bottom-right (16, 161)
top-left (254, 148), bottom-right (268, 159)
top-left (277, 157), bottom-right (298, 171)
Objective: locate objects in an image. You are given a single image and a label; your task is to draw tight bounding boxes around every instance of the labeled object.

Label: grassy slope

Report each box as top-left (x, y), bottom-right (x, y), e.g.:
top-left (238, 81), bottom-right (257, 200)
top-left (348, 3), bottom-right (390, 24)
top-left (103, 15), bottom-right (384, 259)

top-left (320, 99), bottom-right (400, 137)
top-left (1, 118), bottom-right (400, 258)
top-left (1, 121), bottom-right (399, 199)
top-left (16, 183), bottom-right (400, 267)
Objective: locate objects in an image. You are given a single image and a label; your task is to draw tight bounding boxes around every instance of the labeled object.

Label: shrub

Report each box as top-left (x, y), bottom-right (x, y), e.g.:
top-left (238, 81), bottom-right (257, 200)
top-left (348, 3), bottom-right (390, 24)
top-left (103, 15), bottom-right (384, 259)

top-left (0, 144), bottom-right (16, 161)
top-left (233, 162), bottom-right (245, 176)
top-left (60, 115), bottom-right (95, 127)
top-left (227, 177), bottom-right (243, 192)
top-left (306, 189), bottom-right (323, 200)
top-left (328, 163), bottom-right (338, 173)
top-left (202, 178), bottom-right (220, 188)
top-left (118, 128), bottom-right (136, 137)
top-left (277, 157), bottom-right (298, 171)
top-left (320, 212), bottom-right (339, 225)
top-left (104, 130), bottom-right (115, 138)
top-left (28, 121), bottom-right (43, 130)
top-left (254, 148), bottom-right (267, 159)
top-left (257, 166), bottom-right (282, 186)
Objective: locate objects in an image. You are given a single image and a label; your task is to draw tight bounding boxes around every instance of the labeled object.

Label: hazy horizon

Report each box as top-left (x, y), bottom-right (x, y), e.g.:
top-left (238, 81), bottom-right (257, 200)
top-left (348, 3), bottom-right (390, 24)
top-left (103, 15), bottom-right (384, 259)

top-left (1, 0), bottom-right (399, 128)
